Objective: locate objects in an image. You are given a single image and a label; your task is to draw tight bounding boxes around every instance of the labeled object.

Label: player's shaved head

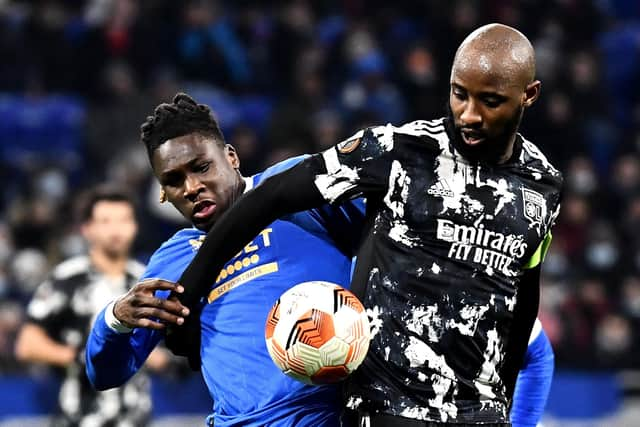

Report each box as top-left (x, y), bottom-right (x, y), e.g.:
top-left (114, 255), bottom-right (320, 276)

top-left (448, 24), bottom-right (541, 164)
top-left (452, 23), bottom-right (536, 89)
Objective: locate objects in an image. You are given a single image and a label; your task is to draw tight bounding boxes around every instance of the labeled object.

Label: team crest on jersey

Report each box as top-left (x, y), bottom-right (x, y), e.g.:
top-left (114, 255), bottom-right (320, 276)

top-left (522, 188), bottom-right (545, 229)
top-left (337, 137), bottom-right (361, 154)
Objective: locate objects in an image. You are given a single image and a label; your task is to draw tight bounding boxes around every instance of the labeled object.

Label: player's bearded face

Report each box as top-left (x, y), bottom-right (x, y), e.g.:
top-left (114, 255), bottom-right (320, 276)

top-left (84, 201), bottom-right (137, 258)
top-left (447, 102), bottom-right (523, 164)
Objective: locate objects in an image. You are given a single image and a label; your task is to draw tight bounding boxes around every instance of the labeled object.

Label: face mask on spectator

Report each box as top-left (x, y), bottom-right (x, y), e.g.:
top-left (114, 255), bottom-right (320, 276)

top-left (541, 248), bottom-right (569, 277)
top-left (623, 296), bottom-right (640, 317)
top-left (586, 241), bottom-right (619, 270)
top-left (10, 249), bottom-right (49, 293)
top-left (58, 232), bottom-right (87, 258)
top-left (36, 169), bottom-right (68, 203)
top-left (568, 169), bottom-right (597, 195)
top-left (595, 316), bottom-right (632, 354)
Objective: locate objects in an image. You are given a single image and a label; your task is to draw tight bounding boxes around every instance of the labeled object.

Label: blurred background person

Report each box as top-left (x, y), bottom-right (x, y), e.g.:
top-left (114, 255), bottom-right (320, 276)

top-left (14, 185), bottom-right (169, 427)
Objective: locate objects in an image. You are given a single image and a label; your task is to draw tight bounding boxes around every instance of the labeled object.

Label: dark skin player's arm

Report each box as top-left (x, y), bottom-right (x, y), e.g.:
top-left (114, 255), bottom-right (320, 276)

top-left (175, 155), bottom-right (327, 311)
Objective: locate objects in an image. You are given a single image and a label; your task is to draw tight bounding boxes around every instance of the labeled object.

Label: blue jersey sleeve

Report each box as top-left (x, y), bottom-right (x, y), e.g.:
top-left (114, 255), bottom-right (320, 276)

top-left (510, 320), bottom-right (554, 427)
top-left (259, 156), bottom-right (366, 256)
top-left (85, 307), bottom-right (164, 390)
top-left (310, 199), bottom-right (366, 256)
top-left (85, 228), bottom-right (202, 390)
top-left (258, 155), bottom-right (309, 180)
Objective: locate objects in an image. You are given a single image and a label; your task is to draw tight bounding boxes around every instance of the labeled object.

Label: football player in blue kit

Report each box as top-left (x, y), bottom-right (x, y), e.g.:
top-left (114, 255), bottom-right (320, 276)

top-left (86, 93), bottom-right (365, 427)
top-left (86, 90), bottom-right (554, 426)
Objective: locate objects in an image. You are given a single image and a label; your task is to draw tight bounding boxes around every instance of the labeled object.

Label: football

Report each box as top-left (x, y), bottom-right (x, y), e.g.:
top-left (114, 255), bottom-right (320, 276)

top-left (265, 281), bottom-right (371, 385)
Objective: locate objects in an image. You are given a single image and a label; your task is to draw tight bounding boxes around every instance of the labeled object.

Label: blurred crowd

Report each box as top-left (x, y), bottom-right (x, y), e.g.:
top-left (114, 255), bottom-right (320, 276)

top-left (0, 0), bottom-right (639, 374)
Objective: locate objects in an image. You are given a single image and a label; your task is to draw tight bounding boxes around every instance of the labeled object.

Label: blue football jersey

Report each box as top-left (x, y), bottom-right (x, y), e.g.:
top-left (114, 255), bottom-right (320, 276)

top-left (86, 156), bottom-right (365, 427)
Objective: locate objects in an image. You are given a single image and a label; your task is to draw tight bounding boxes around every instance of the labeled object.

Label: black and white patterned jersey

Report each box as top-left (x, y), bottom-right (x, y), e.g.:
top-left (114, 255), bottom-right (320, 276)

top-left (314, 118), bottom-right (563, 423)
top-left (26, 255), bottom-right (149, 427)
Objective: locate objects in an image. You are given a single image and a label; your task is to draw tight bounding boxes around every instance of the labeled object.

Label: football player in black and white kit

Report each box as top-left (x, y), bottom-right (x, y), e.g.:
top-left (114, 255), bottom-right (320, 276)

top-left (167, 23), bottom-right (562, 426)
top-left (15, 186), bottom-right (170, 427)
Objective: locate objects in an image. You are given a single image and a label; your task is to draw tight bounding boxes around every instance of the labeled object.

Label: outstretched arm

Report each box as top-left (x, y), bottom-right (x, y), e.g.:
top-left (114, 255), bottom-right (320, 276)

top-left (177, 156), bottom-right (327, 310)
top-left (175, 126), bottom-right (396, 310)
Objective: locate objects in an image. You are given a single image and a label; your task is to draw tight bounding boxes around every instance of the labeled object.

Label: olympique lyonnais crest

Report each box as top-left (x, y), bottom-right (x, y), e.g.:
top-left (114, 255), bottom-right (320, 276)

top-left (522, 188), bottom-right (545, 229)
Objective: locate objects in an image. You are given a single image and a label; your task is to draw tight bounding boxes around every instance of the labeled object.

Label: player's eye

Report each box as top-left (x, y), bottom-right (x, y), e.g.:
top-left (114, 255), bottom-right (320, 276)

top-left (481, 95), bottom-right (505, 108)
top-left (453, 89), bottom-right (466, 100)
top-left (195, 162), bottom-right (211, 173)
top-left (161, 173), bottom-right (182, 188)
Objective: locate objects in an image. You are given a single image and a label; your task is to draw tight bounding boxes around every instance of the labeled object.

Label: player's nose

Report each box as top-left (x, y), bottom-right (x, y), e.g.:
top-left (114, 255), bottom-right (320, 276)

top-left (184, 175), bottom-right (205, 202)
top-left (460, 99), bottom-right (482, 126)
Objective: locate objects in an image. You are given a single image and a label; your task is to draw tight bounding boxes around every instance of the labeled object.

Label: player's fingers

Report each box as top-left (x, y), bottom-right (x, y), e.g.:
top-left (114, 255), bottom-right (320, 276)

top-left (135, 295), bottom-right (190, 316)
top-left (135, 318), bottom-right (168, 330)
top-left (134, 307), bottom-right (186, 326)
top-left (167, 294), bottom-right (191, 313)
top-left (136, 279), bottom-right (185, 294)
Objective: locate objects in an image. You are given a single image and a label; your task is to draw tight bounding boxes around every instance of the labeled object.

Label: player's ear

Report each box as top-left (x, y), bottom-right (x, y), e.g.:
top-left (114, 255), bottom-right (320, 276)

top-left (523, 80), bottom-right (541, 108)
top-left (159, 188), bottom-right (167, 203)
top-left (225, 144), bottom-right (240, 170)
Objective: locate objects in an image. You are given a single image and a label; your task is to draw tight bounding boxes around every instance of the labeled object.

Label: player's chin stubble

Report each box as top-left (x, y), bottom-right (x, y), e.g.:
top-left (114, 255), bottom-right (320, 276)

top-left (446, 104), bottom-right (523, 164)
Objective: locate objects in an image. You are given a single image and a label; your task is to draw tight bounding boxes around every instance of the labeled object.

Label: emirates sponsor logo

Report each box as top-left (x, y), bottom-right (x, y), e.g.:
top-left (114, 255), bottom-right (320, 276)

top-left (436, 219), bottom-right (527, 276)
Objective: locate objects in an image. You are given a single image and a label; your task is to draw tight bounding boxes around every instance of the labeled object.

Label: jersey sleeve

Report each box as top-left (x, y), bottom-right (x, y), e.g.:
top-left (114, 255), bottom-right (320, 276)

top-left (25, 278), bottom-right (71, 334)
top-left (173, 125), bottom-right (402, 309)
top-left (310, 198), bottom-right (367, 257)
top-left (85, 306), bottom-right (164, 390)
top-left (258, 154), bottom-right (309, 180)
top-left (314, 125), bottom-right (397, 204)
top-left (261, 155), bottom-right (367, 256)
top-left (510, 319), bottom-right (554, 427)
top-left (85, 230), bottom-right (199, 390)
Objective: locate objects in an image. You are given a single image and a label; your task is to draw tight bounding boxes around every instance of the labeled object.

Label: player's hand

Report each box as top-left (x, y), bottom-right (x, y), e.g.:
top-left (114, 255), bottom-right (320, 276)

top-left (113, 279), bottom-right (190, 330)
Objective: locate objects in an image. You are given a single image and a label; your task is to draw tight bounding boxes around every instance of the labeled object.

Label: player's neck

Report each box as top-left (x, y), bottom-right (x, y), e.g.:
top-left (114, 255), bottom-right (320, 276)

top-left (497, 135), bottom-right (516, 164)
top-left (232, 171), bottom-right (247, 202)
top-left (89, 248), bottom-right (128, 279)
